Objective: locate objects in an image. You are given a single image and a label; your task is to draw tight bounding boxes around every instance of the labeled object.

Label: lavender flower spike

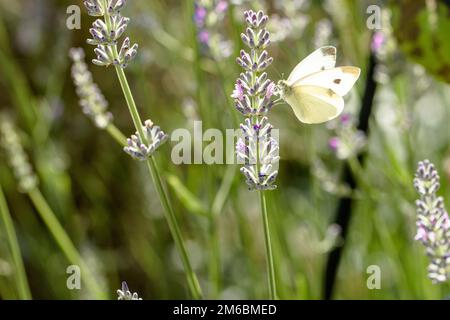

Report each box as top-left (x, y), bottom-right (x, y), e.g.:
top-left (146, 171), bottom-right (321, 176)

top-left (84, 0), bottom-right (138, 68)
top-left (414, 159), bottom-right (450, 283)
top-left (0, 114), bottom-right (38, 193)
top-left (69, 48), bottom-right (113, 129)
top-left (232, 10), bottom-right (279, 298)
top-left (232, 10), bottom-right (278, 191)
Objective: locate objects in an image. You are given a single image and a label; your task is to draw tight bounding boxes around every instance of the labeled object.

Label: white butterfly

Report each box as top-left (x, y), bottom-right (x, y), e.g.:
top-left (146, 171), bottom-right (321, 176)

top-left (278, 46), bottom-right (360, 124)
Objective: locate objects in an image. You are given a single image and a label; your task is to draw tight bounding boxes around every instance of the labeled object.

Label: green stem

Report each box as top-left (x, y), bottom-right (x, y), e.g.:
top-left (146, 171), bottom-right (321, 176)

top-left (103, 2), bottom-right (202, 299)
top-left (0, 184), bottom-right (31, 299)
top-left (146, 158), bottom-right (203, 299)
top-left (250, 87), bottom-right (277, 298)
top-left (206, 165), bottom-right (237, 297)
top-left (207, 215), bottom-right (221, 298)
top-left (259, 190), bottom-right (277, 300)
top-left (113, 64), bottom-right (146, 141)
top-left (28, 188), bottom-right (106, 299)
top-left (114, 65), bottom-right (204, 299)
top-left (104, 123), bottom-right (203, 298)
top-left (211, 165), bottom-right (236, 217)
top-left (104, 7), bottom-right (145, 141)
top-left (106, 124), bottom-right (127, 146)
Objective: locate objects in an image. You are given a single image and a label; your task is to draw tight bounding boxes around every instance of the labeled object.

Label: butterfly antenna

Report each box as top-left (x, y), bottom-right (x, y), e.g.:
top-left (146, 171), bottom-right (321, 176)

top-left (272, 66), bottom-right (284, 81)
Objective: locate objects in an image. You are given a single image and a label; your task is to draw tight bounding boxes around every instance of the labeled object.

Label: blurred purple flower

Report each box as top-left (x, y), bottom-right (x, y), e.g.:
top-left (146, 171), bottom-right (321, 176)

top-left (371, 31), bottom-right (385, 53)
top-left (198, 30), bottom-right (210, 44)
top-left (328, 137), bottom-right (340, 151)
top-left (193, 0), bottom-right (232, 59)
top-left (216, 0), bottom-right (228, 13)
top-left (194, 6), bottom-right (207, 27)
top-left (340, 113), bottom-right (351, 126)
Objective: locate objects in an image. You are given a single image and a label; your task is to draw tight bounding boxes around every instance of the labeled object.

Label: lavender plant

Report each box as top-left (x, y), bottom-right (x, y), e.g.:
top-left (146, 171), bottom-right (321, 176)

top-left (0, 114), bottom-right (106, 299)
top-left (69, 48), bottom-right (112, 129)
top-left (0, 121), bottom-right (30, 298)
top-left (414, 160), bottom-right (450, 283)
top-left (82, 0), bottom-right (203, 299)
top-left (69, 47), bottom-right (126, 145)
top-left (232, 10), bottom-right (279, 299)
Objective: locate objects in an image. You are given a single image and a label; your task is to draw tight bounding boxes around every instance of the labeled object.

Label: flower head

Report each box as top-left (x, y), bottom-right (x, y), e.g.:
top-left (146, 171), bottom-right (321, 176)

top-left (414, 160), bottom-right (450, 283)
top-left (83, 0), bottom-right (138, 68)
top-left (232, 10), bottom-right (279, 191)
top-left (117, 281), bottom-right (142, 300)
top-left (123, 120), bottom-right (168, 160)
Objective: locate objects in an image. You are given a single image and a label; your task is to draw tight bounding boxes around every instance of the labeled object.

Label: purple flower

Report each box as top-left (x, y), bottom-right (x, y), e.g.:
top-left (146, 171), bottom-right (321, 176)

top-left (231, 80), bottom-right (244, 101)
top-left (233, 10), bottom-right (278, 191)
top-left (371, 31), bottom-right (385, 53)
top-left (194, 6), bottom-right (207, 27)
top-left (340, 113), bottom-right (351, 125)
top-left (236, 139), bottom-right (247, 154)
top-left (415, 225), bottom-right (428, 242)
top-left (265, 81), bottom-right (275, 99)
top-left (328, 137), bottom-right (340, 151)
top-left (198, 30), bottom-right (210, 44)
top-left (216, 0), bottom-right (228, 13)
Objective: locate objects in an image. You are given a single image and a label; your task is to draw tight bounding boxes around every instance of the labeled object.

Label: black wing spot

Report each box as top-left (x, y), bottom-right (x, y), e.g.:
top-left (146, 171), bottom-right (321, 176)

top-left (333, 78), bottom-right (341, 84)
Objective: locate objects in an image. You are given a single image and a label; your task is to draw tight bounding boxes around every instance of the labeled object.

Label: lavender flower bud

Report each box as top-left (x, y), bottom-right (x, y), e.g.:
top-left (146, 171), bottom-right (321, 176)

top-left (118, 38), bottom-right (138, 68)
top-left (84, 0), bottom-right (106, 17)
top-left (108, 0), bottom-right (127, 15)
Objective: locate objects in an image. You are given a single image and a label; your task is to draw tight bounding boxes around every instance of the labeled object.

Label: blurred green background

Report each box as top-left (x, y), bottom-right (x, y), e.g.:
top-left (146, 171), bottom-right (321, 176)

top-left (0, 0), bottom-right (449, 299)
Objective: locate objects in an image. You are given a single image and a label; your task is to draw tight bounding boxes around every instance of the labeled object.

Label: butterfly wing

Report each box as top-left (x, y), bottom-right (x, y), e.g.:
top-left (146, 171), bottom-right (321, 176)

top-left (293, 66), bottom-right (361, 96)
top-left (284, 85), bottom-right (344, 124)
top-left (286, 46), bottom-right (337, 85)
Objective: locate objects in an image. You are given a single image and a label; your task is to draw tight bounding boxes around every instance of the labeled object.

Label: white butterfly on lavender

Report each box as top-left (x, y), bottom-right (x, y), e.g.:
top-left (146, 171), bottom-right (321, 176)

top-left (277, 46), bottom-right (360, 124)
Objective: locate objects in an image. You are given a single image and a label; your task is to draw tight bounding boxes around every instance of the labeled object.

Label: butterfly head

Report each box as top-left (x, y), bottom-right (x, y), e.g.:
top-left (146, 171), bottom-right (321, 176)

top-left (276, 80), bottom-right (292, 99)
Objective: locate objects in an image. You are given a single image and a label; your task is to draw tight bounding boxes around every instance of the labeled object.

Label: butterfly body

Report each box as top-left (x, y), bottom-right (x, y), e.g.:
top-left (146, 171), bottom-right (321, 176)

top-left (279, 46), bottom-right (360, 124)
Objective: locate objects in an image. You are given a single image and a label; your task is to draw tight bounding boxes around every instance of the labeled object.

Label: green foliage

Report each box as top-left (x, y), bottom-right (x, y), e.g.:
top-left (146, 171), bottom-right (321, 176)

top-left (0, 0), bottom-right (449, 299)
top-left (391, 0), bottom-right (450, 83)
